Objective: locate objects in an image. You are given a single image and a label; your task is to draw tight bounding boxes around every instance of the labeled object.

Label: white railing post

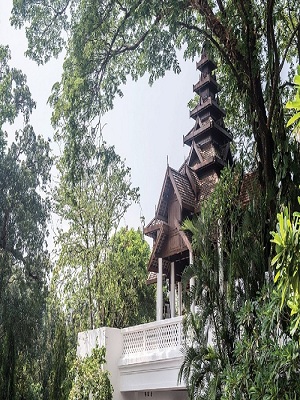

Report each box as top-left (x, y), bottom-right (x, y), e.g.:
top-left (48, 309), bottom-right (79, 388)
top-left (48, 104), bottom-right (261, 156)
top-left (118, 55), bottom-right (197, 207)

top-left (157, 258), bottom-right (163, 321)
top-left (178, 282), bottom-right (182, 316)
top-left (170, 262), bottom-right (175, 318)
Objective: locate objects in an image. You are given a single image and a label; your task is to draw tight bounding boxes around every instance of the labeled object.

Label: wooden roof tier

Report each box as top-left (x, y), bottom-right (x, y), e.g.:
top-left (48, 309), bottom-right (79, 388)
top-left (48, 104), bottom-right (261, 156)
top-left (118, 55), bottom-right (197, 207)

top-left (190, 97), bottom-right (226, 121)
top-left (196, 53), bottom-right (217, 72)
top-left (144, 217), bottom-right (167, 239)
top-left (170, 168), bottom-right (196, 211)
top-left (146, 218), bottom-right (191, 273)
top-left (193, 73), bottom-right (220, 96)
top-left (154, 167), bottom-right (196, 223)
top-left (183, 118), bottom-right (232, 147)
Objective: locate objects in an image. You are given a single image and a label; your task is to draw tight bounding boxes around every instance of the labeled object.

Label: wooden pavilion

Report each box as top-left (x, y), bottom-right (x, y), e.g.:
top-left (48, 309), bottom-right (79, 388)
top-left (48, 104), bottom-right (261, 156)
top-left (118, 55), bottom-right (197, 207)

top-left (144, 47), bottom-right (233, 320)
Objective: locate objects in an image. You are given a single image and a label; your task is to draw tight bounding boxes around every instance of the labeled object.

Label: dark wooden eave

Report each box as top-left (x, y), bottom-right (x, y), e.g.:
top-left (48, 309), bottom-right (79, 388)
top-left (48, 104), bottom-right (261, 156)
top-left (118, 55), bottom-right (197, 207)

top-left (190, 97), bottom-right (226, 120)
top-left (174, 219), bottom-right (192, 253)
top-left (193, 155), bottom-right (226, 173)
top-left (146, 218), bottom-right (191, 273)
top-left (196, 54), bottom-right (217, 72)
top-left (155, 167), bottom-right (196, 222)
top-left (186, 140), bottom-right (230, 170)
top-left (147, 220), bottom-right (170, 273)
top-left (144, 217), bottom-right (166, 239)
top-left (184, 164), bottom-right (201, 195)
top-left (193, 73), bottom-right (220, 96)
top-left (184, 118), bottom-right (232, 147)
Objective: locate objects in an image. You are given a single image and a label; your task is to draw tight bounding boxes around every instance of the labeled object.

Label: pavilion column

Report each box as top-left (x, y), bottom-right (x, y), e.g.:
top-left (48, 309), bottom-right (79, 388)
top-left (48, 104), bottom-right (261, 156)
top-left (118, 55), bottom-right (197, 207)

top-left (189, 251), bottom-right (196, 314)
top-left (156, 258), bottom-right (163, 321)
top-left (170, 262), bottom-right (176, 318)
top-left (177, 282), bottom-right (182, 316)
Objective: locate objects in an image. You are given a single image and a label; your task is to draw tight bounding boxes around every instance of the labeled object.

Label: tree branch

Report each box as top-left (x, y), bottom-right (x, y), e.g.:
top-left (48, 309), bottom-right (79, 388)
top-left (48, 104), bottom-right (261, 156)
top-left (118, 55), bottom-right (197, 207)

top-left (189, 0), bottom-right (248, 73)
top-left (177, 21), bottom-right (243, 89)
top-left (97, 0), bottom-right (145, 86)
top-left (216, 0), bottom-right (226, 16)
top-left (279, 21), bottom-right (300, 74)
top-left (267, 0), bottom-right (280, 129)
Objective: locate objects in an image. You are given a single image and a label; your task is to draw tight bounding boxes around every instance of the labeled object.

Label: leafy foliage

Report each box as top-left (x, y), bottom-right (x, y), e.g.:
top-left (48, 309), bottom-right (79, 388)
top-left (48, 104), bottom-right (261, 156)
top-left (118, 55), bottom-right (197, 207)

top-left (94, 227), bottom-right (155, 328)
top-left (271, 196), bottom-right (300, 335)
top-left (180, 167), bottom-right (300, 399)
top-left (0, 45), bottom-right (52, 399)
top-left (7, 3), bottom-right (300, 399)
top-left (286, 66), bottom-right (300, 140)
top-left (179, 166), bottom-right (266, 399)
top-left (53, 127), bottom-right (155, 331)
top-left (69, 347), bottom-right (113, 400)
top-left (222, 287), bottom-right (300, 400)
top-left (11, 0), bottom-right (300, 212)
top-left (0, 45), bottom-right (35, 127)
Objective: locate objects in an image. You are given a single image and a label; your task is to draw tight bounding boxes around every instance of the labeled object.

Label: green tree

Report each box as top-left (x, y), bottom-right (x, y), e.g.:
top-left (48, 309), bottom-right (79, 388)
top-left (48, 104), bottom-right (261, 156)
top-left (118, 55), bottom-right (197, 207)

top-left (53, 131), bottom-right (140, 332)
top-left (49, 226), bottom-right (154, 398)
top-left (179, 166), bottom-right (266, 399)
top-left (10, 3), bottom-right (300, 397)
top-left (0, 45), bottom-right (52, 399)
top-left (179, 170), bottom-right (300, 399)
top-left (69, 347), bottom-right (113, 400)
top-left (286, 65), bottom-right (300, 140)
top-left (178, 66), bottom-right (300, 399)
top-left (270, 196), bottom-right (300, 335)
top-left (221, 286), bottom-right (300, 400)
top-left (97, 227), bottom-right (155, 328)
top-left (11, 0), bottom-right (300, 209)
top-left (38, 300), bottom-right (74, 400)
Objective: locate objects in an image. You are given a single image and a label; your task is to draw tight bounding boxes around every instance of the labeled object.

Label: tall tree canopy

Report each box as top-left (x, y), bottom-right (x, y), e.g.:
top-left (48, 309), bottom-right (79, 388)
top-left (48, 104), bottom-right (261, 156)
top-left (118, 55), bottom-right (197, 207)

top-left (11, 0), bottom-right (300, 206)
top-left (53, 127), bottom-right (155, 331)
top-left (0, 44), bottom-right (52, 399)
top-left (100, 227), bottom-right (155, 328)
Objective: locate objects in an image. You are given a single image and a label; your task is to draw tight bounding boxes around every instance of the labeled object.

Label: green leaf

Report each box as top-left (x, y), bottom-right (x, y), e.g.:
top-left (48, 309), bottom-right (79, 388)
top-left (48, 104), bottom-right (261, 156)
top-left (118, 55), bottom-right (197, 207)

top-left (294, 75), bottom-right (300, 86)
top-left (286, 100), bottom-right (300, 109)
top-left (274, 270), bottom-right (281, 283)
top-left (287, 112), bottom-right (300, 127)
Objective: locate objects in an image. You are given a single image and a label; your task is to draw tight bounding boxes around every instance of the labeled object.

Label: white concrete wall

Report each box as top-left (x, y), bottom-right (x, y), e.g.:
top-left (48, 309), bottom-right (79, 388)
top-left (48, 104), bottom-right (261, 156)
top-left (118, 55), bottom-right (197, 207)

top-left (104, 328), bottom-right (123, 399)
top-left (77, 327), bottom-right (123, 400)
top-left (77, 321), bottom-right (188, 400)
top-left (119, 356), bottom-right (185, 392)
top-left (77, 328), bottom-right (106, 358)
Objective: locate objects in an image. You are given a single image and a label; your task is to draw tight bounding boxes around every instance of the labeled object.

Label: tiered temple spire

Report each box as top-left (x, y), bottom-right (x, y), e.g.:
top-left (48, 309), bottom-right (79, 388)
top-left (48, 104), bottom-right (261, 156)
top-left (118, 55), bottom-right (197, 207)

top-left (183, 46), bottom-right (232, 177)
top-left (144, 46), bottom-right (233, 320)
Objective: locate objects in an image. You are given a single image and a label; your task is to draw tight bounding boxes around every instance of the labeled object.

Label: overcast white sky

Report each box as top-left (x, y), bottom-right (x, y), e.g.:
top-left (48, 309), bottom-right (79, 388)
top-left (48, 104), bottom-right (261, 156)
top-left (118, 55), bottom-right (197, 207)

top-left (0, 1), bottom-right (197, 235)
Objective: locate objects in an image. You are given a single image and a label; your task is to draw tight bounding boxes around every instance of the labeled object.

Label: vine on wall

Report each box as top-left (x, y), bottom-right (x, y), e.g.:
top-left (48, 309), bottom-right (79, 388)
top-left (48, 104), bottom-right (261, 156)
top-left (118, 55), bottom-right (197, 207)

top-left (69, 347), bottom-right (113, 400)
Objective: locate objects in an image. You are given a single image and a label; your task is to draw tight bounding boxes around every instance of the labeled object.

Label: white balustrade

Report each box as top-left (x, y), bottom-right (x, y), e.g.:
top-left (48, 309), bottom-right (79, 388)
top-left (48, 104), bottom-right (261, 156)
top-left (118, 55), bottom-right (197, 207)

top-left (121, 316), bottom-right (184, 357)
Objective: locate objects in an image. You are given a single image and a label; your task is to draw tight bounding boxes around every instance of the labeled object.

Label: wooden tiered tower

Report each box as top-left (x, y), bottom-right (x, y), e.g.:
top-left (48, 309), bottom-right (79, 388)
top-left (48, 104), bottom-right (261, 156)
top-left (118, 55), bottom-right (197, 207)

top-left (144, 47), bottom-right (233, 305)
